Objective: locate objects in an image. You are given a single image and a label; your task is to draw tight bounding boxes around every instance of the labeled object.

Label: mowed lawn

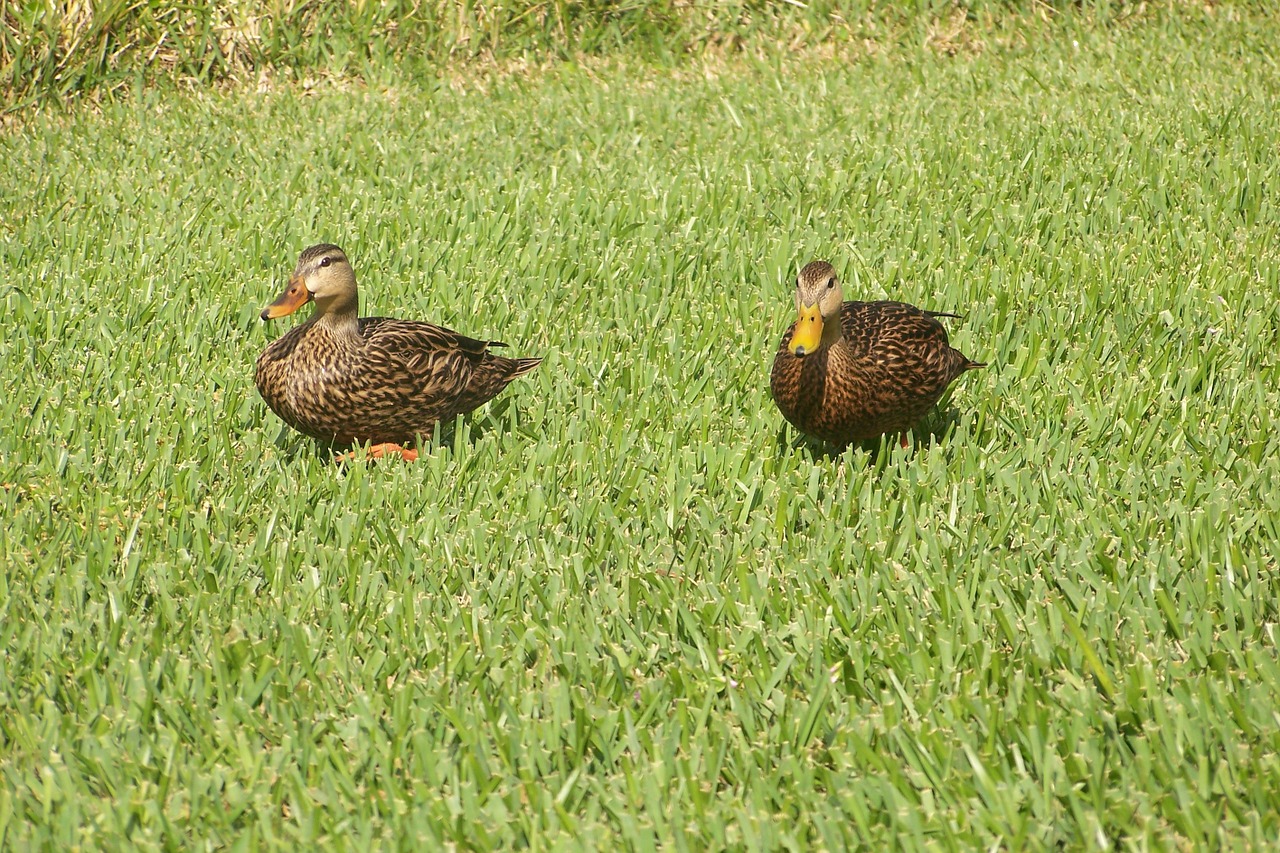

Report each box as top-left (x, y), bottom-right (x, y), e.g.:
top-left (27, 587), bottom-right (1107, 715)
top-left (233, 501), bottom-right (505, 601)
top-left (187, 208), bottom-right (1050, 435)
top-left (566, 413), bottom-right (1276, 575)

top-left (3, 10), bottom-right (1279, 849)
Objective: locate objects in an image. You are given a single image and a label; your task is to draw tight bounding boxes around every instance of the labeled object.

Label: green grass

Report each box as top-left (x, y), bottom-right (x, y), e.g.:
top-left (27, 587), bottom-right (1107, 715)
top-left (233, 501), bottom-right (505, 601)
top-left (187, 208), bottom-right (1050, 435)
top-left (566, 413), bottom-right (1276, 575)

top-left (3, 6), bottom-right (1280, 849)
top-left (0, 0), bottom-right (855, 111)
top-left (1, 0), bottom-right (1163, 113)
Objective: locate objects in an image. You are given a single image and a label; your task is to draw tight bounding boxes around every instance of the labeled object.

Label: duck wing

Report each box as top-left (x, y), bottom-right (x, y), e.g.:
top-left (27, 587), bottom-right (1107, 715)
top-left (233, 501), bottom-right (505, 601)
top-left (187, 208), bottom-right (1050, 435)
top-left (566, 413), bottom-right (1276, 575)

top-left (841, 300), bottom-right (979, 387)
top-left (840, 301), bottom-right (953, 357)
top-left (356, 316), bottom-right (498, 404)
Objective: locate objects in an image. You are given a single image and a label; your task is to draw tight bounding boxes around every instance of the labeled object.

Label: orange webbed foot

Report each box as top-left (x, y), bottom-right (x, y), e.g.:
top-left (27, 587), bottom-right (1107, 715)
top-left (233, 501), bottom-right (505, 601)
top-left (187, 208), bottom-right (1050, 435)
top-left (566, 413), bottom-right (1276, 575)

top-left (337, 443), bottom-right (419, 464)
top-left (368, 443), bottom-right (418, 462)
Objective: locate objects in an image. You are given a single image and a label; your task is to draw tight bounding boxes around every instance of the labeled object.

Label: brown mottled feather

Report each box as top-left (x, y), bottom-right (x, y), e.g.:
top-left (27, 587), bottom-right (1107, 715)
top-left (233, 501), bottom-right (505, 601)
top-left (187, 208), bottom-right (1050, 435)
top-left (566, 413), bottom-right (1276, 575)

top-left (255, 246), bottom-right (540, 448)
top-left (770, 263), bottom-right (984, 446)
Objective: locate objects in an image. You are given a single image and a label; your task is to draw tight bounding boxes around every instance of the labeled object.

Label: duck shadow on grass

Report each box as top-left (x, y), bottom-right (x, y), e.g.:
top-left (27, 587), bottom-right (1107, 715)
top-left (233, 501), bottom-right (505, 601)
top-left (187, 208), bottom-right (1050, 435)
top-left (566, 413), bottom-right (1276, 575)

top-left (271, 398), bottom-right (525, 465)
top-left (776, 405), bottom-right (969, 465)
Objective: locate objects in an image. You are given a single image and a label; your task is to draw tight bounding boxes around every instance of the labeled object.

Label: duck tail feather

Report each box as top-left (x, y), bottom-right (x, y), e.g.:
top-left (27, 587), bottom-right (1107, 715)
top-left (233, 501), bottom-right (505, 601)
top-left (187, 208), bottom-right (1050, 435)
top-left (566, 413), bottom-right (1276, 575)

top-left (509, 357), bottom-right (542, 378)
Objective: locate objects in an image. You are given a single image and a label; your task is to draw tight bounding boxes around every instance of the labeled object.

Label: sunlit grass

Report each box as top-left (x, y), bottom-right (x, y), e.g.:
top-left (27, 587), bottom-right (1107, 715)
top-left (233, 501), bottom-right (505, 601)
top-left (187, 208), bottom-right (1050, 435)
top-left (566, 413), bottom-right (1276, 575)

top-left (2, 7), bottom-right (1279, 848)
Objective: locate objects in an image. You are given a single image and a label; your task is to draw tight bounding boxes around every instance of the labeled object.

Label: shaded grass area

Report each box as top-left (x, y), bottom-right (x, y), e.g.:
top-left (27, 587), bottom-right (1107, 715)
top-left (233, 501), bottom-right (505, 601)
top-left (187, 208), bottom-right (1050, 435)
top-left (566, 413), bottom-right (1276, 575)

top-left (0, 0), bottom-right (1201, 112)
top-left (3, 8), bottom-right (1280, 849)
top-left (3, 0), bottom-right (860, 110)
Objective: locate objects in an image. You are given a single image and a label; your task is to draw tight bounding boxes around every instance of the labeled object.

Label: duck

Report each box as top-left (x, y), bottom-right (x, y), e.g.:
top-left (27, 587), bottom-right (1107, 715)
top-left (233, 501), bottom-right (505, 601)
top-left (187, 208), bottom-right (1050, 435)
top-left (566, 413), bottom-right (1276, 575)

top-left (255, 243), bottom-right (541, 461)
top-left (770, 260), bottom-right (984, 447)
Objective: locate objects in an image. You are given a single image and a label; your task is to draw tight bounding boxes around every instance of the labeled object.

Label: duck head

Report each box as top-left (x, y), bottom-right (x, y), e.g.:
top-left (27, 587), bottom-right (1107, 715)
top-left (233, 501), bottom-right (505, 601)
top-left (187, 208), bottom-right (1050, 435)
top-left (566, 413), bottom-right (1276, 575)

top-left (789, 260), bottom-right (844, 357)
top-left (261, 244), bottom-right (358, 320)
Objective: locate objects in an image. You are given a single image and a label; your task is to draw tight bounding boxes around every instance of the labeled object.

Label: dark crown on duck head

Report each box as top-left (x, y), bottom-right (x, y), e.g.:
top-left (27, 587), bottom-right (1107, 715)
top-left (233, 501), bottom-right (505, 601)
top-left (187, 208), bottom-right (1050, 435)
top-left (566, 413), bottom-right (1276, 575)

top-left (297, 243), bottom-right (347, 269)
top-left (798, 260), bottom-right (836, 284)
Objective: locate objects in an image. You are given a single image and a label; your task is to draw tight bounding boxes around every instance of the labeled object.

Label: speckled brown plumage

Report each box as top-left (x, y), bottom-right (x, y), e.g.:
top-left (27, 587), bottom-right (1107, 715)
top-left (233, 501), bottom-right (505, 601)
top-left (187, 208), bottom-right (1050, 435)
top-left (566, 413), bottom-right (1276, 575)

top-left (770, 260), bottom-right (984, 446)
top-left (255, 244), bottom-right (540, 451)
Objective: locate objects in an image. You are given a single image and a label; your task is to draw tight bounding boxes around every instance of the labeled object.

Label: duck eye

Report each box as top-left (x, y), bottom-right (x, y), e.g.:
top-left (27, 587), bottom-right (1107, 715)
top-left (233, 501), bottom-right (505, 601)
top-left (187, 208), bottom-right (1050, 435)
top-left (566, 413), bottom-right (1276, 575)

top-left (826, 279), bottom-right (835, 289)
top-left (319, 257), bottom-right (332, 268)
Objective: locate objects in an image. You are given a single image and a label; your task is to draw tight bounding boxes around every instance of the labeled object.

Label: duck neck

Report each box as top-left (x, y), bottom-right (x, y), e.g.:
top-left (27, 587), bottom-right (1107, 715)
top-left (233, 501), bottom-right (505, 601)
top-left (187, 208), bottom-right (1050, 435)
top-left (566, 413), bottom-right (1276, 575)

top-left (821, 313), bottom-right (845, 350)
top-left (312, 304), bottom-right (361, 343)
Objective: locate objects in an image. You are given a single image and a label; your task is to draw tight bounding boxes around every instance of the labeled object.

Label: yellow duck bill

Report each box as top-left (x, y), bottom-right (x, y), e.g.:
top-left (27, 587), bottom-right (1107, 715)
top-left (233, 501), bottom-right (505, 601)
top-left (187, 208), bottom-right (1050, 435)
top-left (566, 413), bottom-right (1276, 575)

top-left (788, 303), bottom-right (824, 356)
top-left (261, 276), bottom-right (313, 320)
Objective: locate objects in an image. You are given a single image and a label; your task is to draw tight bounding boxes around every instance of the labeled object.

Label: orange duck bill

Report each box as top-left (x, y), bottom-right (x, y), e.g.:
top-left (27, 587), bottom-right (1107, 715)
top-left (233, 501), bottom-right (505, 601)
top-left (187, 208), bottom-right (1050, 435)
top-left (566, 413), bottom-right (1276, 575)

top-left (261, 276), bottom-right (313, 320)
